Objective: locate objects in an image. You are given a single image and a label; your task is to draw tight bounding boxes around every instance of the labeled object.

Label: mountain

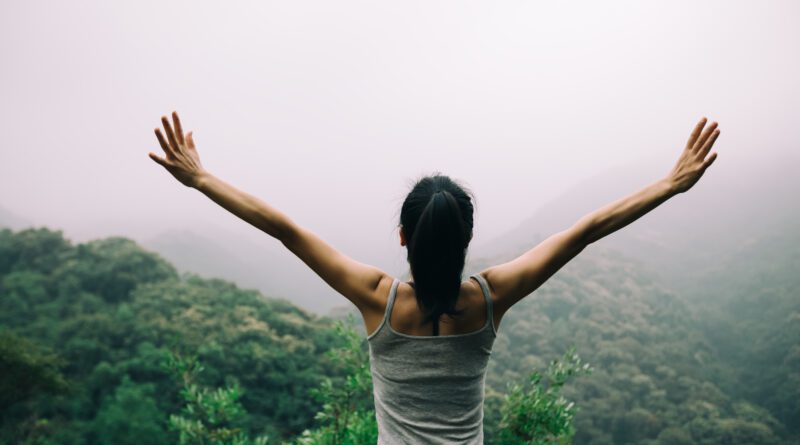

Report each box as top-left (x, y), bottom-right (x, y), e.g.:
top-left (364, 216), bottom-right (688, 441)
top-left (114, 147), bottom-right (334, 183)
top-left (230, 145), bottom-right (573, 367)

top-left (2, 225), bottom-right (797, 443)
top-left (0, 205), bottom-right (33, 230)
top-left (473, 242), bottom-right (790, 443)
top-left (689, 224), bottom-right (800, 435)
top-left (470, 154), bottom-right (800, 292)
top-left (464, 152), bottom-right (800, 443)
top-left (141, 226), bottom-right (344, 312)
top-left (0, 226), bottom-right (344, 442)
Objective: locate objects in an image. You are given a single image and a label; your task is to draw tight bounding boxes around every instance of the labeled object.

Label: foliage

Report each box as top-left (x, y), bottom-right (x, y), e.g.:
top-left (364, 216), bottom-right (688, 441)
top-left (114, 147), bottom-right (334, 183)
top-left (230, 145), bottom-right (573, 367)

top-left (0, 329), bottom-right (69, 444)
top-left (468, 243), bottom-right (795, 444)
top-left (498, 347), bottom-right (592, 444)
top-left (0, 227), bottom-right (342, 443)
top-left (0, 329), bottom-right (69, 409)
top-left (1, 226), bottom-right (798, 444)
top-left (292, 318), bottom-right (377, 445)
top-left (164, 320), bottom-right (591, 445)
top-left (91, 375), bottom-right (169, 445)
top-left (164, 351), bottom-right (269, 445)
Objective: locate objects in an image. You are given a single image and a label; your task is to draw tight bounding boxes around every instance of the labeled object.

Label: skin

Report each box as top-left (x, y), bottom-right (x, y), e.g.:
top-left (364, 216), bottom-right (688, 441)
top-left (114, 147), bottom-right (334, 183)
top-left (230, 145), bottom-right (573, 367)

top-left (149, 112), bottom-right (720, 337)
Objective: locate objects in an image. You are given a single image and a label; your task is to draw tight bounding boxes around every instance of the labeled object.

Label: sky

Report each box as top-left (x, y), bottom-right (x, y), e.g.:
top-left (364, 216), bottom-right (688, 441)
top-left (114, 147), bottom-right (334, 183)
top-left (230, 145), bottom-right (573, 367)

top-left (1, 1), bottom-right (798, 295)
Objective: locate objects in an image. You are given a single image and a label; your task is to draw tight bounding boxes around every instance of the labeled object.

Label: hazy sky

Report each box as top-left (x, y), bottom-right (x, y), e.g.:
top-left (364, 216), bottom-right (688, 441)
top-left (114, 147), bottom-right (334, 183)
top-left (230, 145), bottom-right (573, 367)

top-left (1, 1), bottom-right (798, 272)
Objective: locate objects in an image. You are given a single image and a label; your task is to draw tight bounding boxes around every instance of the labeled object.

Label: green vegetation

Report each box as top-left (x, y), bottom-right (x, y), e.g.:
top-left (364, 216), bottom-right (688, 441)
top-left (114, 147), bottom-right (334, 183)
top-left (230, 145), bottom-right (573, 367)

top-left (165, 351), bottom-right (269, 445)
top-left (162, 319), bottom-right (590, 445)
top-left (292, 319), bottom-right (378, 445)
top-left (0, 226), bottom-right (797, 444)
top-left (0, 227), bottom-right (345, 443)
top-left (498, 348), bottom-right (592, 444)
top-left (467, 233), bottom-right (799, 444)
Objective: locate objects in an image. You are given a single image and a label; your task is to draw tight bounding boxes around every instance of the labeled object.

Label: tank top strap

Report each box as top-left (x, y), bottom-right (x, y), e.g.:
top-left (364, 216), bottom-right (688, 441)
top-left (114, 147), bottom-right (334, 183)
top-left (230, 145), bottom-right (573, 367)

top-left (470, 273), bottom-right (497, 336)
top-left (368, 278), bottom-right (400, 341)
top-left (384, 277), bottom-right (401, 320)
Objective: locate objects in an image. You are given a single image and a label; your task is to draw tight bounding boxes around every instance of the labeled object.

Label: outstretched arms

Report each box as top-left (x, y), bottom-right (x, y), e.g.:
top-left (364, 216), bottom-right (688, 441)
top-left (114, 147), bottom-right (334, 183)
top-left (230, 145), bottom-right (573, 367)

top-left (480, 117), bottom-right (721, 325)
top-left (148, 111), bottom-right (389, 312)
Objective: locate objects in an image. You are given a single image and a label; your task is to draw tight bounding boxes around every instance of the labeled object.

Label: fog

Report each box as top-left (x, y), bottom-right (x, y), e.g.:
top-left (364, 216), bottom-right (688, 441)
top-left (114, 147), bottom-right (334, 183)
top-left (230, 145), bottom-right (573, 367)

top-left (1, 0), bottom-right (798, 312)
top-left (3, 4), bottom-right (799, 440)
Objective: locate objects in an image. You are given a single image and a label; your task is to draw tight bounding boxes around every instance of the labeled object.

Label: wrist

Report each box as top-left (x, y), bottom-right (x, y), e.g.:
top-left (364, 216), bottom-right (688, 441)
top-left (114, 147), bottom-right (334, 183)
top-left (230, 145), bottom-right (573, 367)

top-left (658, 176), bottom-right (680, 197)
top-left (192, 170), bottom-right (213, 191)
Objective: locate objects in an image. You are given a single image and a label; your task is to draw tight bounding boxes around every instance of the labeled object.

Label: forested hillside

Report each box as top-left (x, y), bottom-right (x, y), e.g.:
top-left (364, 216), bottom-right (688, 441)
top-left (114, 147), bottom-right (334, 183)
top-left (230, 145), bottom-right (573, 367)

top-left (468, 245), bottom-right (793, 444)
top-left (0, 227), bottom-right (345, 443)
top-left (1, 226), bottom-right (797, 444)
top-left (464, 155), bottom-right (800, 443)
top-left (689, 225), bottom-right (800, 436)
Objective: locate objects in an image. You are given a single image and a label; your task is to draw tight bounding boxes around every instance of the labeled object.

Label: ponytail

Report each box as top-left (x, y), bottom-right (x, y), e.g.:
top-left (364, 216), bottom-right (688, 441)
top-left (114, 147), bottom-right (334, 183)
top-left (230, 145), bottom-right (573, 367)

top-left (405, 187), bottom-right (472, 335)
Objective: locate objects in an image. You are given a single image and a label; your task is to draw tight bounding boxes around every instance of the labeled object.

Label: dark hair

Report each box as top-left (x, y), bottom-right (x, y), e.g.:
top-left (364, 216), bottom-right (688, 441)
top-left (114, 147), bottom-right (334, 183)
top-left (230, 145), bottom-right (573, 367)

top-left (400, 172), bottom-right (475, 335)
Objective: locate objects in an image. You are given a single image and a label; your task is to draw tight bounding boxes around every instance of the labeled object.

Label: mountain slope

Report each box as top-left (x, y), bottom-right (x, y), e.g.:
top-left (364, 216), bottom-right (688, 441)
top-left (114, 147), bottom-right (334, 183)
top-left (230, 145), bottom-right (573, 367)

top-left (471, 154), bottom-right (800, 291)
top-left (0, 227), bottom-right (345, 442)
top-left (0, 205), bottom-right (33, 230)
top-left (469, 245), bottom-right (790, 444)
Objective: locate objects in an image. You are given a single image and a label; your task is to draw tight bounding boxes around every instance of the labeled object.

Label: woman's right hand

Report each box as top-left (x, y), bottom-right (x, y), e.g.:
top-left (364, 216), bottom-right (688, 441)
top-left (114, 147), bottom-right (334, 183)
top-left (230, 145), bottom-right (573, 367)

top-left (149, 111), bottom-right (207, 189)
top-left (667, 117), bottom-right (720, 194)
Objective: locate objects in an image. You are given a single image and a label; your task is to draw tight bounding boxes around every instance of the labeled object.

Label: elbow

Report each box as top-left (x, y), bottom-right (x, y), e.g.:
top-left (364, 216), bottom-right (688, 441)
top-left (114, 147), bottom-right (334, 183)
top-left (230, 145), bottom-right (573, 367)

top-left (569, 217), bottom-right (595, 248)
top-left (277, 222), bottom-right (300, 247)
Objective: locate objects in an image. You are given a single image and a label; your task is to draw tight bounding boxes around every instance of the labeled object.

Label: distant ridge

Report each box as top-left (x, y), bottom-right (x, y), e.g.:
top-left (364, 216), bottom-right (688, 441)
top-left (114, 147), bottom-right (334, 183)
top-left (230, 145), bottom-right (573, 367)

top-left (470, 153), bottom-right (800, 289)
top-left (141, 227), bottom-right (334, 312)
top-left (0, 205), bottom-right (33, 230)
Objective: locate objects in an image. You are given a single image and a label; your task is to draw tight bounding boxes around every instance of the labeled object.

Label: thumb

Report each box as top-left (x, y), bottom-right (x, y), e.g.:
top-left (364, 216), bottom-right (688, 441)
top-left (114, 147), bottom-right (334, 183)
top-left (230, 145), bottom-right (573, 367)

top-left (701, 152), bottom-right (718, 170)
top-left (149, 152), bottom-right (169, 167)
top-left (187, 131), bottom-right (195, 149)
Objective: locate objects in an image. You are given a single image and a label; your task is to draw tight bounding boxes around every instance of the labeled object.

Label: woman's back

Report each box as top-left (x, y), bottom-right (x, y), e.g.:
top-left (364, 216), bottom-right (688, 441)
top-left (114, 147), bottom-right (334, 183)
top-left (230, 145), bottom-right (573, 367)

top-left (367, 274), bottom-right (498, 444)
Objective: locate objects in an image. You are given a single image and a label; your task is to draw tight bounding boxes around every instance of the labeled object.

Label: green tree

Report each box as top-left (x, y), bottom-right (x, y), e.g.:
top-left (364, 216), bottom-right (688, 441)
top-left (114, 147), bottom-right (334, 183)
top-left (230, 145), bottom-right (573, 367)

top-left (293, 318), bottom-right (377, 445)
top-left (497, 347), bottom-right (592, 444)
top-left (92, 375), bottom-right (169, 445)
top-left (164, 351), bottom-right (269, 445)
top-left (0, 330), bottom-right (69, 445)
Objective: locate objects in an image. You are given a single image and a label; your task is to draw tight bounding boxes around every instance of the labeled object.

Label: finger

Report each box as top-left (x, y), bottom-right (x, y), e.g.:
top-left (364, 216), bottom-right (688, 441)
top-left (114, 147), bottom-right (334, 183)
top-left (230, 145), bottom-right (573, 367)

top-left (701, 152), bottom-right (718, 170)
top-left (149, 152), bottom-right (169, 167)
top-left (693, 121), bottom-right (718, 152)
top-left (186, 131), bottom-right (195, 149)
top-left (161, 115), bottom-right (180, 153)
top-left (686, 117), bottom-right (707, 150)
top-left (698, 128), bottom-right (720, 157)
top-left (154, 128), bottom-right (174, 158)
top-left (172, 111), bottom-right (185, 146)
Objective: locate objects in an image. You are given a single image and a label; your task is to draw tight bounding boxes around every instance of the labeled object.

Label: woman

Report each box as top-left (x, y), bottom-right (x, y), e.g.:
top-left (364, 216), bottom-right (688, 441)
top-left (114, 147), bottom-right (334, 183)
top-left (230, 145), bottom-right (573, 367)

top-left (149, 112), bottom-right (720, 444)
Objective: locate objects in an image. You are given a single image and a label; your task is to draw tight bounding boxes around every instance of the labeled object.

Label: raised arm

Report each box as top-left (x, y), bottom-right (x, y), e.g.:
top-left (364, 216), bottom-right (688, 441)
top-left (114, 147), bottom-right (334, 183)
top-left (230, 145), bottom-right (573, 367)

top-left (148, 111), bottom-right (389, 312)
top-left (480, 117), bottom-right (721, 325)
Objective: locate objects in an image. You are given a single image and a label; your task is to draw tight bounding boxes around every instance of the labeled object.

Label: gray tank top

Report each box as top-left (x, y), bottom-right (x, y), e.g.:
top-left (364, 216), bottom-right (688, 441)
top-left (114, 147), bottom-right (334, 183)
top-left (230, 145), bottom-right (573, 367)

top-left (367, 274), bottom-right (498, 444)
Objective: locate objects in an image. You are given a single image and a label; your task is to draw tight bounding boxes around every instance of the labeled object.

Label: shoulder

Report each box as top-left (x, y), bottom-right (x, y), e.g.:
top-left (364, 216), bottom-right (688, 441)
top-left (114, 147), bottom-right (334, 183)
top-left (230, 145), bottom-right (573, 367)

top-left (469, 271), bottom-right (504, 330)
top-left (361, 274), bottom-right (398, 314)
top-left (360, 275), bottom-right (397, 337)
top-left (467, 272), bottom-right (493, 302)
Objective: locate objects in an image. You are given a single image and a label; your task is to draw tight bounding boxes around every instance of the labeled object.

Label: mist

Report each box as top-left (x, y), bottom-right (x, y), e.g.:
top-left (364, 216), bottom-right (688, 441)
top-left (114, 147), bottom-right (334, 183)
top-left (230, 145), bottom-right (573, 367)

top-left (3, 2), bottom-right (800, 443)
top-left (1, 0), bottom-right (798, 313)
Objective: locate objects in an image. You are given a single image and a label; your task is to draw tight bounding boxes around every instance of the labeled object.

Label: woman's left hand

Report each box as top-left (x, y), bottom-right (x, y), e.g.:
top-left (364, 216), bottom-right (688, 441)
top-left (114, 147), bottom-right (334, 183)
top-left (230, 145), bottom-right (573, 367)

top-left (149, 111), bottom-right (207, 188)
top-left (667, 117), bottom-right (720, 194)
